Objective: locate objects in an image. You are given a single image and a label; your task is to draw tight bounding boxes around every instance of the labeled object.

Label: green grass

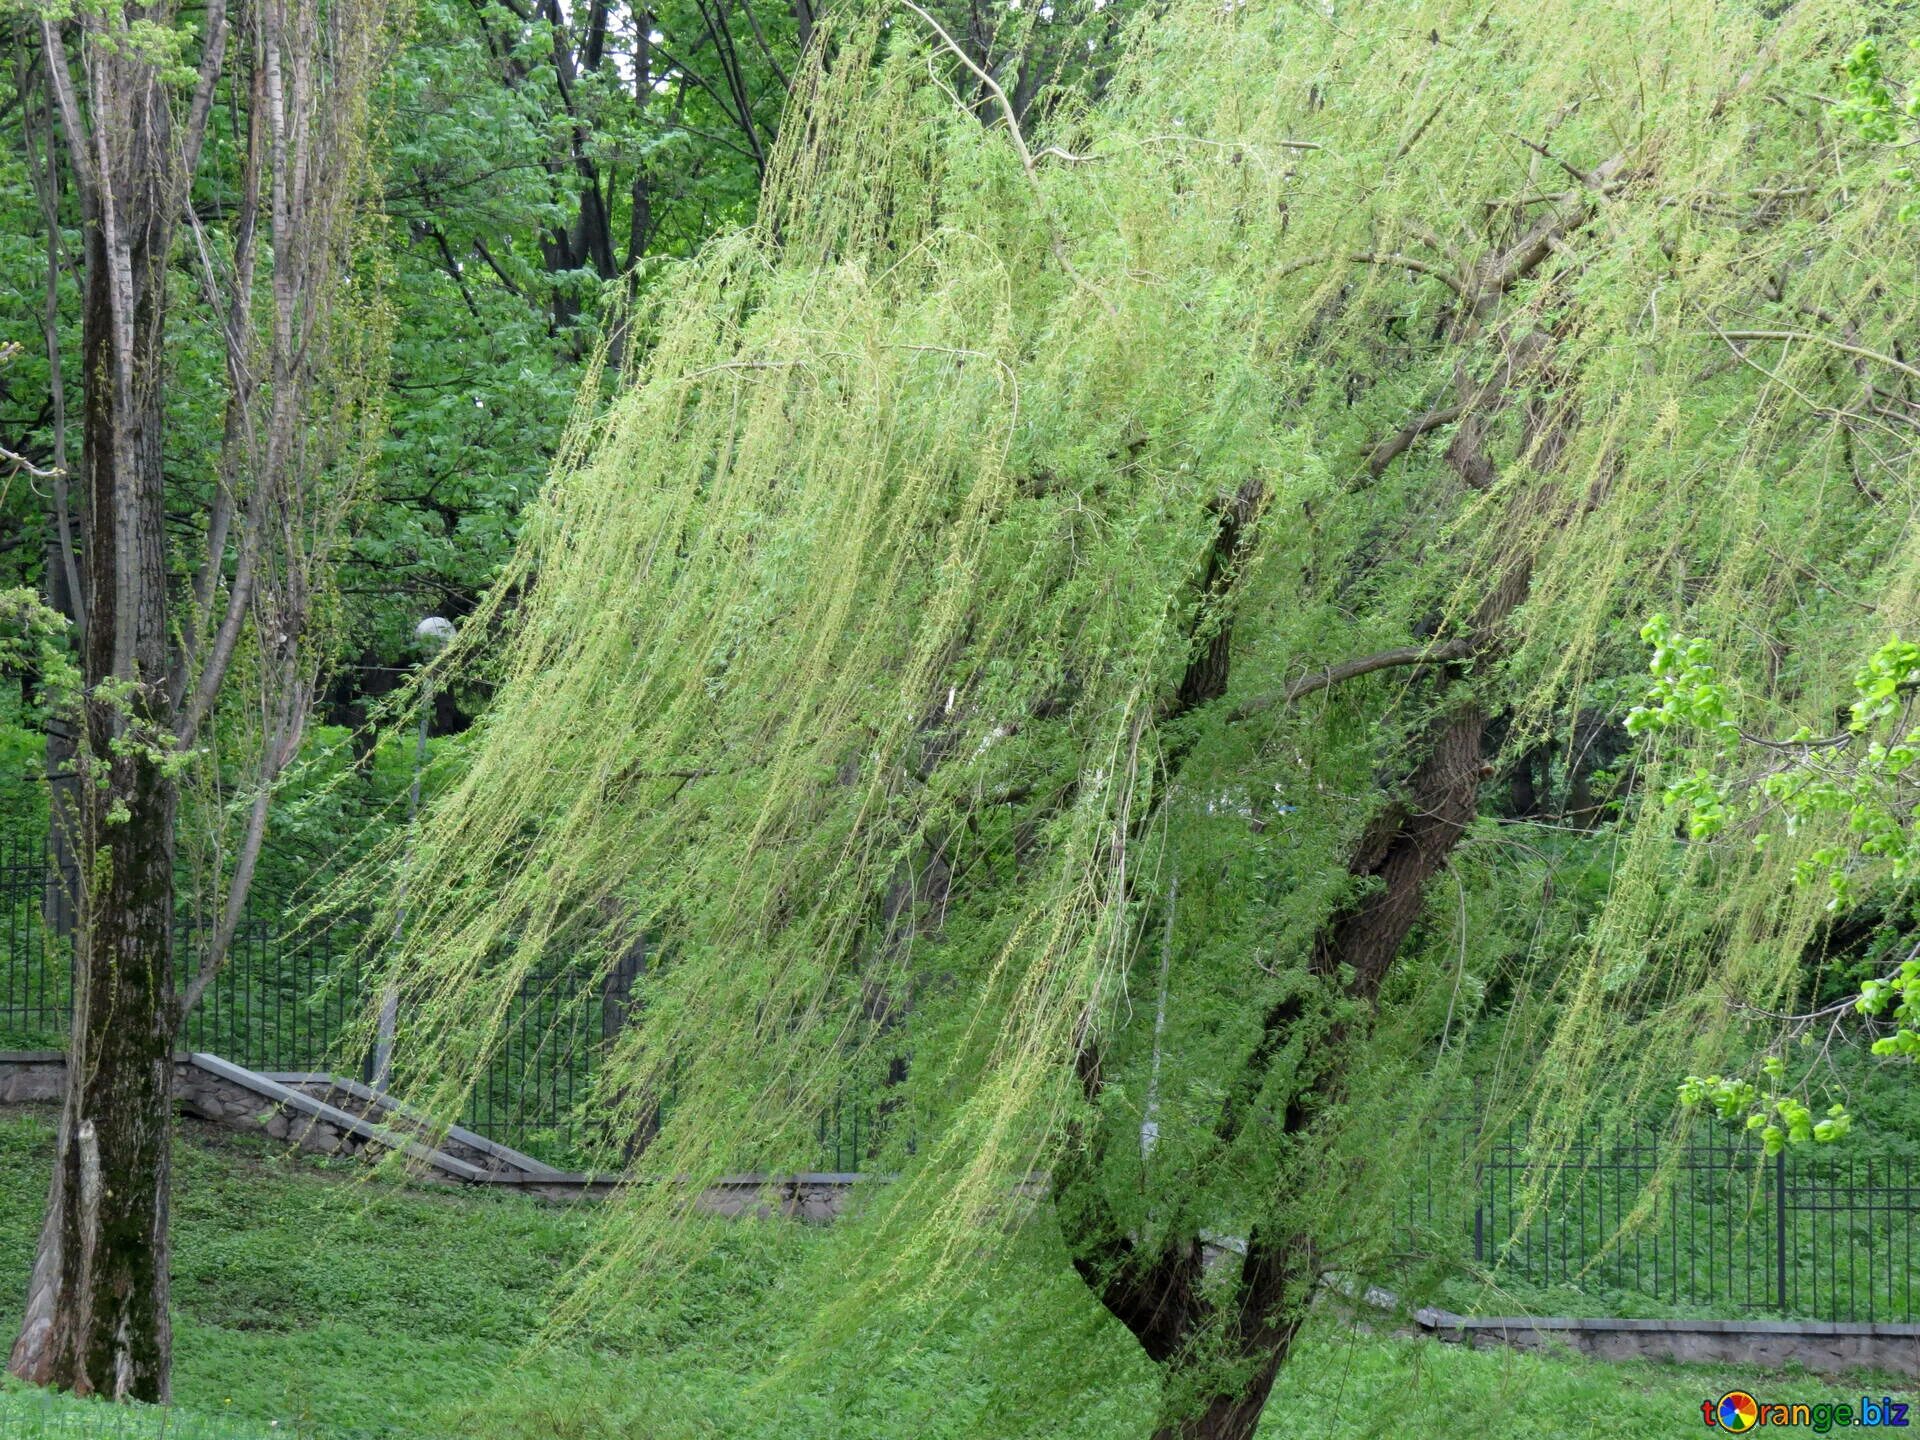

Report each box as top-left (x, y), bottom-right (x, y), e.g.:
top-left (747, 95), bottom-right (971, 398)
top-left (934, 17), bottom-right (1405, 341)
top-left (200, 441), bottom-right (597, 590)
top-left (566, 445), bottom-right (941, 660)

top-left (0, 1107), bottom-right (1910, 1439)
top-left (0, 1385), bottom-right (279, 1438)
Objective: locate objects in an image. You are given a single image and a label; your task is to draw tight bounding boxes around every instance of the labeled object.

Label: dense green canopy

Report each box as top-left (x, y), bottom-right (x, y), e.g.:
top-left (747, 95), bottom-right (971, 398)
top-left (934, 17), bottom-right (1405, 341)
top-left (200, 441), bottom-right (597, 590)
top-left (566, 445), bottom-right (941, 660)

top-left (356, 0), bottom-right (1920, 1418)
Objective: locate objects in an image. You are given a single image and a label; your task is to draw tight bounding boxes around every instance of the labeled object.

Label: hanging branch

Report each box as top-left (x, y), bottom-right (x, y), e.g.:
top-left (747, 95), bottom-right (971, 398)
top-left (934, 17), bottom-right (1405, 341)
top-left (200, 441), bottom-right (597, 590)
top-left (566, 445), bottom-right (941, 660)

top-left (897, 0), bottom-right (1113, 314)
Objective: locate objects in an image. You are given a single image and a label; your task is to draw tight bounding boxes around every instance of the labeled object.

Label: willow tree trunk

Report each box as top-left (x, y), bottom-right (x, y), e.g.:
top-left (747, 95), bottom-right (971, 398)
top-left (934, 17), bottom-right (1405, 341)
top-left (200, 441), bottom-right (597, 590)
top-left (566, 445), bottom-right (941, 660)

top-left (7, 29), bottom-right (181, 1399)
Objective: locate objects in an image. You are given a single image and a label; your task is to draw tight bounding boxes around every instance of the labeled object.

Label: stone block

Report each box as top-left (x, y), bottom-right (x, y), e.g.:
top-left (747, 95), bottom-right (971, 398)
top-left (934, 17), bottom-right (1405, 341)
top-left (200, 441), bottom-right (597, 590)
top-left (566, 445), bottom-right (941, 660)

top-left (184, 1088), bottom-right (228, 1122)
top-left (796, 1190), bottom-right (840, 1224)
top-left (301, 1122), bottom-right (343, 1154)
top-left (0, 1066), bottom-right (63, 1103)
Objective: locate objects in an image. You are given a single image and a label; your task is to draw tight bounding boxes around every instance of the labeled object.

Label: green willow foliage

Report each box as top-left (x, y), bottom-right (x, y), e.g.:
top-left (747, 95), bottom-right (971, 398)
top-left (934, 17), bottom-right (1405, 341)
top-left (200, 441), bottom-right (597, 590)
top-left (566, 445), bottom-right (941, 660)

top-left (350, 0), bottom-right (1920, 1386)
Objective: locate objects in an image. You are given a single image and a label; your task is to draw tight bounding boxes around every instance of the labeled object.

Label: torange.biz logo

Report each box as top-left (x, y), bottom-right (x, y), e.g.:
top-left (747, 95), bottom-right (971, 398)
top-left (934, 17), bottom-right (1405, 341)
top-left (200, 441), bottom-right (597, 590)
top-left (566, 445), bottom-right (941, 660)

top-left (1703, 1391), bottom-right (1911, 1431)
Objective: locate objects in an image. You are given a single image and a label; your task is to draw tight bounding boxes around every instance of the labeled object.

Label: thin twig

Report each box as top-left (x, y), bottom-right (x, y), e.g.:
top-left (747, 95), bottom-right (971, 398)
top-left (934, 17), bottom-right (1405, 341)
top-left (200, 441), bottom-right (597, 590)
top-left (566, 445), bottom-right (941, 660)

top-left (896, 0), bottom-right (1115, 315)
top-left (897, 0), bottom-right (1034, 170)
top-left (0, 442), bottom-right (62, 480)
top-left (1713, 330), bottom-right (1920, 389)
top-left (1274, 250), bottom-right (1465, 295)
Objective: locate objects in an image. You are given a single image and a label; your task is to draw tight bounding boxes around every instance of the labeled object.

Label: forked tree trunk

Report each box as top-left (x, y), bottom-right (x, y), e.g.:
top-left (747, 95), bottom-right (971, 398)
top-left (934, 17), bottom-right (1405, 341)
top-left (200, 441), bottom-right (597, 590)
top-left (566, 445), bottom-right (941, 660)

top-left (1129, 1225), bottom-right (1317, 1440)
top-left (1054, 119), bottom-right (1629, 1426)
top-left (7, 27), bottom-right (181, 1398)
top-left (1134, 698), bottom-right (1496, 1440)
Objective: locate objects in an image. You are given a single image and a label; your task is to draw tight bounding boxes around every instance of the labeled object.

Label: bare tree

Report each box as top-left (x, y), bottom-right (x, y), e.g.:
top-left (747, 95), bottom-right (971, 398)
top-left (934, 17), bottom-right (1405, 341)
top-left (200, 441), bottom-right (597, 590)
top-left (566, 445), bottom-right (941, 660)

top-left (7, 0), bottom-right (391, 1400)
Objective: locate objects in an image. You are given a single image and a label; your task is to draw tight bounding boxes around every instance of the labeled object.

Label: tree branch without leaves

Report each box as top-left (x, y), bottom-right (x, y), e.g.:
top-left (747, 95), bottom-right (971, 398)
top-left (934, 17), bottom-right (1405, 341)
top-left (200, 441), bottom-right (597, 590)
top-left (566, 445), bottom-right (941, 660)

top-left (0, 441), bottom-right (62, 480)
top-left (1229, 637), bottom-right (1476, 721)
top-left (1713, 330), bottom-right (1920, 389)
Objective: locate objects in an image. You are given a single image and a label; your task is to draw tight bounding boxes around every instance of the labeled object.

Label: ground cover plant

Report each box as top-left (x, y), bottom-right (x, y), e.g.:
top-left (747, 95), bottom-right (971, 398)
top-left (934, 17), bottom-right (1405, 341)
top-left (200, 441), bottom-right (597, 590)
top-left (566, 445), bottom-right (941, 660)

top-left (2, 1108), bottom-right (1909, 1440)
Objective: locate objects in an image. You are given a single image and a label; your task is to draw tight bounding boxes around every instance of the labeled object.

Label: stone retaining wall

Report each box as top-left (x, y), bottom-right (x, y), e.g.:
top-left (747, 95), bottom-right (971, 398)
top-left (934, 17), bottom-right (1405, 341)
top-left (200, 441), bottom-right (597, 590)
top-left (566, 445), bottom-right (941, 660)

top-left (0, 1050), bottom-right (862, 1221)
top-left (1411, 1308), bottom-right (1920, 1378)
top-left (2, 1051), bottom-right (399, 1162)
top-left (261, 1071), bottom-right (566, 1177)
top-left (0, 1053), bottom-right (61, 1106)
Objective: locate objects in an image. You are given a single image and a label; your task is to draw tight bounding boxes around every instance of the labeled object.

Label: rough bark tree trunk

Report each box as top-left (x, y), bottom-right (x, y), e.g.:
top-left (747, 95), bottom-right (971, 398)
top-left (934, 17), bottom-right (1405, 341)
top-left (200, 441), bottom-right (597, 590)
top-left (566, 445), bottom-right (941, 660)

top-left (13, 0), bottom-right (379, 1398)
top-left (8, 30), bottom-right (181, 1392)
top-left (1055, 144), bottom-right (1617, 1426)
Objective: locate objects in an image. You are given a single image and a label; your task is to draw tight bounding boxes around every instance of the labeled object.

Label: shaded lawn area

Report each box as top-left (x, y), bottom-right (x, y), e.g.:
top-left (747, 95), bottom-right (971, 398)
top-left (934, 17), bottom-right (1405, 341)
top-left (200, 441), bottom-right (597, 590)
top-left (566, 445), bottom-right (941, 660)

top-left (0, 1107), bottom-right (1905, 1438)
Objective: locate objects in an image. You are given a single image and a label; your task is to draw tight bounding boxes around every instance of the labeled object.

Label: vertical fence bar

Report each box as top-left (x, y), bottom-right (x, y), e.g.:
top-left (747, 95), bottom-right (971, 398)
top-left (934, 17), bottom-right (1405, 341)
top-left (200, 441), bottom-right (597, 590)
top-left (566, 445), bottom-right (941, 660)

top-left (1849, 1156), bottom-right (1857, 1323)
top-left (1473, 1169), bottom-right (1484, 1266)
top-left (1776, 1146), bottom-right (1788, 1315)
top-left (1868, 1156), bottom-right (1876, 1326)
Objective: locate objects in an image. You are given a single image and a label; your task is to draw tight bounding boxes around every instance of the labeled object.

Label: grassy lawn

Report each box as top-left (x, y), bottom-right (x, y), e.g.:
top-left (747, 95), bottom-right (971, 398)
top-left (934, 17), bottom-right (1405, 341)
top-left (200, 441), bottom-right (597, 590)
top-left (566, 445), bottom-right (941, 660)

top-left (0, 1106), bottom-right (1909, 1438)
top-left (0, 1386), bottom-right (280, 1438)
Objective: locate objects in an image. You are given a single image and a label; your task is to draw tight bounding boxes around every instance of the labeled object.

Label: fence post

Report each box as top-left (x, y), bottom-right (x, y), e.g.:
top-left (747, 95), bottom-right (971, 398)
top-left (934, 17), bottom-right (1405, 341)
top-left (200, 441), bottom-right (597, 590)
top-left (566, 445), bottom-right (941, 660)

top-left (1775, 1146), bottom-right (1788, 1314)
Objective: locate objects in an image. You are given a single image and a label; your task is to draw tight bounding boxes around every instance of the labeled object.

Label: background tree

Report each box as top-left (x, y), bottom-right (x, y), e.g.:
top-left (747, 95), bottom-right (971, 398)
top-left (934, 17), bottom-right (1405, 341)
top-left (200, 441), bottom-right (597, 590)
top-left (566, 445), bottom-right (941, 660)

top-left (3, 0), bottom-right (393, 1398)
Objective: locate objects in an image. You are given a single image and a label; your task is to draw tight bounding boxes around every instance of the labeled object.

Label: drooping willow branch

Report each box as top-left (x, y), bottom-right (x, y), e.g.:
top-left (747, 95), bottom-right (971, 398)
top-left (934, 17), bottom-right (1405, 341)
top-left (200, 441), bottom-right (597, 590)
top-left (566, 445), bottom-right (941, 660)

top-left (895, 0), bottom-right (1113, 314)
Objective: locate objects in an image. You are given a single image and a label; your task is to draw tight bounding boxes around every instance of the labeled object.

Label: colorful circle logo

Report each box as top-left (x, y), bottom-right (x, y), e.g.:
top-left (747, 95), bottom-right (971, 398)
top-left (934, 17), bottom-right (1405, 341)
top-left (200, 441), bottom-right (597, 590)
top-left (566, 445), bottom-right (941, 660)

top-left (1717, 1392), bottom-right (1760, 1432)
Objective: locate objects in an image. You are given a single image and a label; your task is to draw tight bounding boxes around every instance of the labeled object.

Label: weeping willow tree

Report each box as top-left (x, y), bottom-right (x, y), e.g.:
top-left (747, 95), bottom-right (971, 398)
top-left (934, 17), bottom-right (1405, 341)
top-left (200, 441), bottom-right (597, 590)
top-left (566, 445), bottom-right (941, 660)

top-left (351, 0), bottom-right (1920, 1433)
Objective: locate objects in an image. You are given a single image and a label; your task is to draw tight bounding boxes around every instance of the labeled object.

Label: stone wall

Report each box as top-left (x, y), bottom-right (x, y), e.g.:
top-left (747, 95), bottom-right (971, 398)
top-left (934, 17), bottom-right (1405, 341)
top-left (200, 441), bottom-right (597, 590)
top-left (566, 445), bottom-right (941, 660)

top-left (3, 1051), bottom-right (394, 1161)
top-left (1414, 1309), bottom-right (1920, 1379)
top-left (0, 1053), bottom-right (62, 1106)
top-left (0, 1050), bottom-right (863, 1222)
top-left (180, 1065), bottom-right (369, 1158)
top-left (261, 1071), bottom-right (564, 1177)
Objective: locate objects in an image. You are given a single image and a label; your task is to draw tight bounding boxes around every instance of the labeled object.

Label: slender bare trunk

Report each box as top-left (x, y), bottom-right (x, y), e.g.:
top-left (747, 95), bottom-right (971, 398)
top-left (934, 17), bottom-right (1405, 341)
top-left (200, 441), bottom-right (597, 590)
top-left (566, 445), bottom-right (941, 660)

top-left (19, 47), bottom-right (84, 951)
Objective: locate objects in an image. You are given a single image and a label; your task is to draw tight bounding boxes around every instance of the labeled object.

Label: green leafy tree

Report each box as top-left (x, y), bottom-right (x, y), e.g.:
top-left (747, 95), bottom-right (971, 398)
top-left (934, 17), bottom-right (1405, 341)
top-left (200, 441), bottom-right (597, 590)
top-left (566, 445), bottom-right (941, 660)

top-left (1, 0), bottom-right (395, 1399)
top-left (351, 3), bottom-right (1920, 1436)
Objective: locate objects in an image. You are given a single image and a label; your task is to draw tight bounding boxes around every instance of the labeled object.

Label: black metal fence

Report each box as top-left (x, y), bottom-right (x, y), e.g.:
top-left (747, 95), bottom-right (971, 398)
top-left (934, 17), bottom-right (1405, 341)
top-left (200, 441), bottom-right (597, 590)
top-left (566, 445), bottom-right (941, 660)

top-left (442, 952), bottom-right (644, 1165)
top-left (2, 834), bottom-right (372, 1064)
top-left (1408, 1121), bottom-right (1919, 1323)
top-left (0, 839), bottom-right (894, 1171)
top-left (9, 839), bottom-right (1919, 1317)
top-left (0, 837), bottom-right (71, 1045)
top-left (0, 836), bottom-right (648, 1166)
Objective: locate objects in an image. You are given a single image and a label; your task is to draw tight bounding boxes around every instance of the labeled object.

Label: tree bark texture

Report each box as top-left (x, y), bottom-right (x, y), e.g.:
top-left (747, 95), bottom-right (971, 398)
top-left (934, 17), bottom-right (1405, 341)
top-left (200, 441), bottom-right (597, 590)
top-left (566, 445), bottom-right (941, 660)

top-left (8, 18), bottom-right (183, 1402)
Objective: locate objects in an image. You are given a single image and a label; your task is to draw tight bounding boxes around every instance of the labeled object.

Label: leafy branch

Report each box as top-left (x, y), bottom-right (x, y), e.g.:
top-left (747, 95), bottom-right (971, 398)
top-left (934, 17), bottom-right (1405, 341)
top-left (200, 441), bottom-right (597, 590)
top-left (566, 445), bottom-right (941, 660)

top-left (1628, 613), bottom-right (1920, 1082)
top-left (1837, 37), bottom-right (1920, 221)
